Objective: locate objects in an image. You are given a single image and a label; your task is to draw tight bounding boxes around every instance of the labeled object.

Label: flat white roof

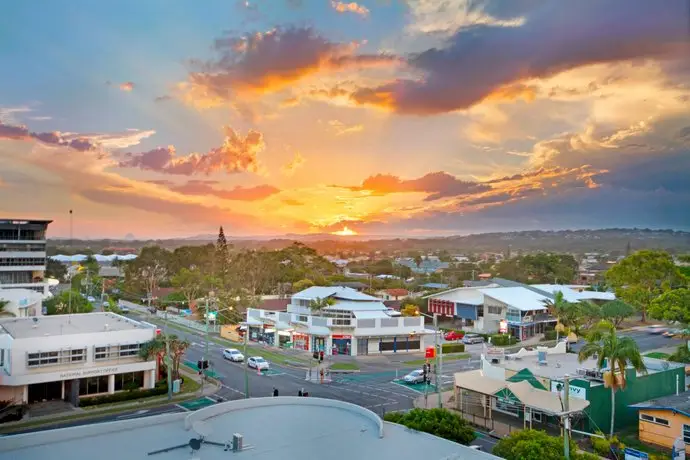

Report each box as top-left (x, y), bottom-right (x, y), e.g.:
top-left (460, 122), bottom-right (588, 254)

top-left (530, 284), bottom-right (582, 302)
top-left (292, 286), bottom-right (380, 302)
top-left (478, 287), bottom-right (549, 312)
top-left (0, 313), bottom-right (153, 339)
top-left (353, 310), bottom-right (392, 319)
top-left (327, 300), bottom-right (388, 312)
top-left (2, 399), bottom-right (499, 460)
top-left (425, 285), bottom-right (498, 305)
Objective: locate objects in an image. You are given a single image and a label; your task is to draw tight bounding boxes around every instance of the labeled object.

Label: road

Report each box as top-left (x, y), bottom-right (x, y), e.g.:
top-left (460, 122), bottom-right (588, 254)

top-left (570, 329), bottom-right (682, 353)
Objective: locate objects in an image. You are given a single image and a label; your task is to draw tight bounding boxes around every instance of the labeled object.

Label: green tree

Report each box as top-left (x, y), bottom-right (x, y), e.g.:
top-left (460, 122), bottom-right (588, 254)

top-left (46, 258), bottom-right (67, 281)
top-left (543, 291), bottom-right (581, 332)
top-left (292, 279), bottom-right (314, 292)
top-left (400, 304), bottom-right (420, 317)
top-left (383, 408), bottom-right (475, 445)
top-left (414, 254), bottom-right (423, 268)
top-left (0, 299), bottom-right (13, 317)
top-left (578, 320), bottom-right (646, 437)
top-left (606, 250), bottom-right (684, 322)
top-left (493, 429), bottom-right (587, 460)
top-left (308, 297), bottom-right (336, 311)
top-left (139, 335), bottom-right (189, 380)
top-left (215, 226), bottom-right (230, 287)
top-left (600, 300), bottom-right (635, 328)
top-left (648, 288), bottom-right (690, 325)
top-left (171, 267), bottom-right (208, 308)
top-left (578, 300), bottom-right (602, 330)
top-left (44, 290), bottom-right (94, 315)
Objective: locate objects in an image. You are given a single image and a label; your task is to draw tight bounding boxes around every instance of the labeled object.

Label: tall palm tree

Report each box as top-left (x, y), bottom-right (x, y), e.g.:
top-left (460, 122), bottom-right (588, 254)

top-left (139, 337), bottom-right (166, 379)
top-left (578, 320), bottom-right (646, 437)
top-left (542, 291), bottom-right (581, 335)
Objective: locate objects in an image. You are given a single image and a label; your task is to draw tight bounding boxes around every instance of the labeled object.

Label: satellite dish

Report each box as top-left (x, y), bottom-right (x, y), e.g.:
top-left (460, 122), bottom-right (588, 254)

top-left (189, 438), bottom-right (202, 451)
top-left (32, 317), bottom-right (38, 323)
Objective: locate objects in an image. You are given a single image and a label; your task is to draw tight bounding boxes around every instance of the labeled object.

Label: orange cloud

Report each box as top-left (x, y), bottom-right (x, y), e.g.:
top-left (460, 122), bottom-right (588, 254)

top-left (119, 82), bottom-right (134, 92)
top-left (120, 126), bottom-right (263, 176)
top-left (331, 1), bottom-right (369, 17)
top-left (167, 180), bottom-right (280, 201)
top-left (328, 120), bottom-right (364, 136)
top-left (281, 151), bottom-right (305, 176)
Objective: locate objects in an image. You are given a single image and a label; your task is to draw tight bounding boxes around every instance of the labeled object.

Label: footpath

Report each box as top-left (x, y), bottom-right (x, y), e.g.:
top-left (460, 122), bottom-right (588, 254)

top-left (0, 366), bottom-right (220, 434)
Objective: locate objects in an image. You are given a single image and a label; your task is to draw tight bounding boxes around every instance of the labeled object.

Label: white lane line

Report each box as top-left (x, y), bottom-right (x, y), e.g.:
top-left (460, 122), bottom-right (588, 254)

top-left (221, 384), bottom-right (246, 396)
top-left (175, 404), bottom-right (190, 412)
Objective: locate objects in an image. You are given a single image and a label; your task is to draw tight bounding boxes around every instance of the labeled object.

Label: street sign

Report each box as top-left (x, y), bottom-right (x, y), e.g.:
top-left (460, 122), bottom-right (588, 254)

top-left (624, 447), bottom-right (649, 460)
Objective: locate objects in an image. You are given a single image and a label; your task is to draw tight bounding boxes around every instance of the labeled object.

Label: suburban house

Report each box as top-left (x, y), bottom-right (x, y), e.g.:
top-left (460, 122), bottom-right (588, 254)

top-left (467, 342), bottom-right (686, 433)
top-left (246, 286), bottom-right (431, 356)
top-left (376, 288), bottom-right (409, 301)
top-left (426, 279), bottom-right (615, 339)
top-left (395, 257), bottom-right (449, 274)
top-left (630, 393), bottom-right (690, 453)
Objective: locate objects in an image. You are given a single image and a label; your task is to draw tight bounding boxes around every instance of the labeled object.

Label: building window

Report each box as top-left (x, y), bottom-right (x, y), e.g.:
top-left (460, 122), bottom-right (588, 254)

top-left (487, 306), bottom-right (502, 315)
top-left (0, 349), bottom-right (4, 367)
top-left (94, 343), bottom-right (142, 360)
top-left (27, 348), bottom-right (86, 368)
top-left (114, 371), bottom-right (145, 391)
top-left (683, 424), bottom-right (690, 444)
top-left (640, 413), bottom-right (670, 426)
top-left (297, 315), bottom-right (308, 322)
top-left (79, 375), bottom-right (110, 396)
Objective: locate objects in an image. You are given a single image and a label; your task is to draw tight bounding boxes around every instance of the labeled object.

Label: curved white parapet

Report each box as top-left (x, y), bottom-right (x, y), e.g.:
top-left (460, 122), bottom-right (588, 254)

top-left (184, 396), bottom-right (385, 439)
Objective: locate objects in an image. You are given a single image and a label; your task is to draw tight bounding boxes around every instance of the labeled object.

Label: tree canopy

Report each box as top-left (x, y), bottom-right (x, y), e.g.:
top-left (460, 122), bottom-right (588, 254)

top-left (383, 409), bottom-right (475, 445)
top-left (648, 288), bottom-right (690, 325)
top-left (493, 253), bottom-right (578, 284)
top-left (44, 289), bottom-right (94, 315)
top-left (600, 300), bottom-right (635, 327)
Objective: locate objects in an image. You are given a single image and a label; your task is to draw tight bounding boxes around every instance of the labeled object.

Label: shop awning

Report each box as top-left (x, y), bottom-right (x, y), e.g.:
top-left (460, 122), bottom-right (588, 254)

top-left (245, 318), bottom-right (263, 326)
top-left (307, 325), bottom-right (330, 336)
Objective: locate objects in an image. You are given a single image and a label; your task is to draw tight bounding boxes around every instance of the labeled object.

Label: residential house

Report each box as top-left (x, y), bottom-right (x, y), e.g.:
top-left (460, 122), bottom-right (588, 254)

top-left (246, 286), bottom-right (430, 356)
top-left (630, 393), bottom-right (690, 453)
top-left (377, 289), bottom-right (409, 301)
top-left (478, 287), bottom-right (556, 340)
top-left (395, 257), bottom-right (449, 274)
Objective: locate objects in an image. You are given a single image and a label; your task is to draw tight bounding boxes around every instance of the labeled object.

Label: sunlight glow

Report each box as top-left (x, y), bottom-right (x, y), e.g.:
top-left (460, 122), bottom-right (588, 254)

top-left (332, 226), bottom-right (357, 236)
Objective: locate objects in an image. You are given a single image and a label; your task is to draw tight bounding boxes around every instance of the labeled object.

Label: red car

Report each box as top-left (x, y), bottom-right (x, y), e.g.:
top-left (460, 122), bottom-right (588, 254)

top-left (444, 330), bottom-right (464, 341)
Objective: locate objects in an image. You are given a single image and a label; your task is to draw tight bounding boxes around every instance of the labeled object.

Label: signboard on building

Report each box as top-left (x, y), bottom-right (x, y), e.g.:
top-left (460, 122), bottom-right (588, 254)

top-left (624, 447), bottom-right (649, 460)
top-left (332, 335), bottom-right (352, 339)
top-left (550, 381), bottom-right (587, 400)
top-left (499, 320), bottom-right (508, 334)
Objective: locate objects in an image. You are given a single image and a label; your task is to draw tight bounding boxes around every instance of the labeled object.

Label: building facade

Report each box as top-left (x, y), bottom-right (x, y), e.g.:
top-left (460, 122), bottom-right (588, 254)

top-left (0, 288), bottom-right (44, 318)
top-left (0, 313), bottom-right (158, 405)
top-left (630, 393), bottom-right (690, 453)
top-left (0, 219), bottom-right (51, 296)
top-left (246, 286), bottom-right (430, 356)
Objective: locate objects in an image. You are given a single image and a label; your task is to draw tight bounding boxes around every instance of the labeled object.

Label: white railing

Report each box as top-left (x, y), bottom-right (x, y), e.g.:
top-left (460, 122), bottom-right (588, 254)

top-left (155, 310), bottom-right (219, 333)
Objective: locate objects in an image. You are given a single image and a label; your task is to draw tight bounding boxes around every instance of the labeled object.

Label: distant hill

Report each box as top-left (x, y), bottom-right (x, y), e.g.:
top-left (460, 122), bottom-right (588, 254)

top-left (47, 228), bottom-right (690, 256)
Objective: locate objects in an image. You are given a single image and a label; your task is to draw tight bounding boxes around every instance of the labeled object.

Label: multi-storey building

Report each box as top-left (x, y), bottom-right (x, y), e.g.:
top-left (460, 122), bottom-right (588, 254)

top-left (0, 219), bottom-right (51, 296)
top-left (246, 286), bottom-right (431, 356)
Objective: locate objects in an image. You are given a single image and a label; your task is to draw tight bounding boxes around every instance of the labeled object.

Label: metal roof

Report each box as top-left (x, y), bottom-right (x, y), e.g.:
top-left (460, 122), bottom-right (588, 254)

top-left (353, 310), bottom-right (392, 319)
top-left (326, 300), bottom-right (388, 312)
top-left (478, 287), bottom-right (549, 311)
top-left (292, 286), bottom-right (380, 302)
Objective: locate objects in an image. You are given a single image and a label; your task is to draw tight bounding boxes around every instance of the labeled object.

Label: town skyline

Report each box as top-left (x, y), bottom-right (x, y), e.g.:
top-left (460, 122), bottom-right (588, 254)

top-left (1, 0), bottom-right (689, 239)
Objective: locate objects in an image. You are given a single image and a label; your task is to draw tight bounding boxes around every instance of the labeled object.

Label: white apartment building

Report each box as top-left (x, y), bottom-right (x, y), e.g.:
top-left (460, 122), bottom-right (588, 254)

top-left (246, 286), bottom-right (432, 356)
top-left (0, 219), bottom-right (51, 297)
top-left (0, 312), bottom-right (158, 405)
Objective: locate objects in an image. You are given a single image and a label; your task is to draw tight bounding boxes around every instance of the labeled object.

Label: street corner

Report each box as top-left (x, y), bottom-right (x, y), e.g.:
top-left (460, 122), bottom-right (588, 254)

top-left (391, 379), bottom-right (438, 394)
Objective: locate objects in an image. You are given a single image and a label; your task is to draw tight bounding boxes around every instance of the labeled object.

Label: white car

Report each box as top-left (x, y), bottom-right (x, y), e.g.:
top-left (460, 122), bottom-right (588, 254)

top-left (403, 370), bottom-right (425, 384)
top-left (247, 356), bottom-right (269, 370)
top-left (223, 348), bottom-right (244, 362)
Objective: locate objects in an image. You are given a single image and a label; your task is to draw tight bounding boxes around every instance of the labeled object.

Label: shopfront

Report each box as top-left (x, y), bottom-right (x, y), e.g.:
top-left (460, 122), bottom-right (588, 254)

top-left (378, 335), bottom-right (421, 353)
top-left (313, 336), bottom-right (326, 352)
top-left (293, 333), bottom-right (309, 351)
top-left (277, 331), bottom-right (292, 348)
top-left (332, 335), bottom-right (352, 355)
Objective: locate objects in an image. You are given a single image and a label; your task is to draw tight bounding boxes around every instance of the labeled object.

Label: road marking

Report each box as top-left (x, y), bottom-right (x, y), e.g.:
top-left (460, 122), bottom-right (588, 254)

top-left (220, 384), bottom-right (246, 396)
top-left (116, 409), bottom-right (150, 419)
top-left (175, 404), bottom-right (190, 412)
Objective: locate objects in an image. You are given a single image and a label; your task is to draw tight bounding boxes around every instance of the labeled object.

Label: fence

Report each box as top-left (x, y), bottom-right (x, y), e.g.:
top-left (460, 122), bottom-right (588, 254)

top-left (155, 310), bottom-right (219, 333)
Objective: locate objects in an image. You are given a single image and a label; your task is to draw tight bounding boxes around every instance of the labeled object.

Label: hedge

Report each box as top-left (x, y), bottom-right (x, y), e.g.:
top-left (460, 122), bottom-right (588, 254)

top-left (490, 334), bottom-right (518, 346)
top-left (543, 330), bottom-right (557, 341)
top-left (79, 383), bottom-right (168, 407)
top-left (441, 343), bottom-right (465, 353)
top-left (384, 408), bottom-right (475, 445)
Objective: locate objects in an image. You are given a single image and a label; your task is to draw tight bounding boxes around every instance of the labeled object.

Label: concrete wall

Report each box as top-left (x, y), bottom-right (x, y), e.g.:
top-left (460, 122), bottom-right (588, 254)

top-left (482, 297), bottom-right (505, 334)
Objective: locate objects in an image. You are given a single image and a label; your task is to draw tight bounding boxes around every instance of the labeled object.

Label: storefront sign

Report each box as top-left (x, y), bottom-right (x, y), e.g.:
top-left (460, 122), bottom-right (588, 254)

top-left (499, 320), bottom-right (508, 334)
top-left (624, 448), bottom-right (649, 460)
top-left (550, 381), bottom-right (587, 400)
top-left (60, 366), bottom-right (119, 380)
top-left (332, 335), bottom-right (351, 339)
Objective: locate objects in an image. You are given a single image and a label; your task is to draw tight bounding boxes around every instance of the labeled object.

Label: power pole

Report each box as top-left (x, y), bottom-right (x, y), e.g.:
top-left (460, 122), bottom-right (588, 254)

top-left (563, 374), bottom-right (570, 459)
top-left (243, 326), bottom-right (249, 398)
top-left (201, 294), bottom-right (211, 394)
top-left (165, 308), bottom-right (172, 400)
top-left (434, 313), bottom-right (442, 408)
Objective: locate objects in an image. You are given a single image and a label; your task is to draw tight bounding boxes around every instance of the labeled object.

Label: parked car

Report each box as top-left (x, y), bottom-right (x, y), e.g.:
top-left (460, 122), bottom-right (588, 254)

top-left (663, 329), bottom-right (682, 338)
top-left (223, 348), bottom-right (245, 362)
top-left (119, 305), bottom-right (130, 313)
top-left (403, 370), bottom-right (425, 384)
top-left (247, 356), bottom-right (269, 370)
top-left (462, 333), bottom-right (484, 344)
top-left (444, 330), bottom-right (464, 341)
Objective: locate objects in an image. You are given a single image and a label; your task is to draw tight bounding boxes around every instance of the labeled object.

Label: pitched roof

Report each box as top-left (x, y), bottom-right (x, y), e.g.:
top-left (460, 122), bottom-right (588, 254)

top-left (630, 392), bottom-right (690, 417)
top-left (292, 286), bottom-right (380, 301)
top-left (259, 298), bottom-right (290, 311)
top-left (478, 287), bottom-right (549, 311)
top-left (384, 288), bottom-right (409, 297)
top-left (424, 286), bottom-right (493, 305)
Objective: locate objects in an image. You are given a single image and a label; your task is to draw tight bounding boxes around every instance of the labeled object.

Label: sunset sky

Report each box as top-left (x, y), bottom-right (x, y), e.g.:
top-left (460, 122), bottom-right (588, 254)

top-left (1, 0), bottom-right (689, 239)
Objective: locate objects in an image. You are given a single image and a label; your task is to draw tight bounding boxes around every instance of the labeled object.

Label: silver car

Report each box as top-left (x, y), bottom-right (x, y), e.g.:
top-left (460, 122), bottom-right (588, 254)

top-left (403, 370), bottom-right (425, 384)
top-left (462, 333), bottom-right (484, 344)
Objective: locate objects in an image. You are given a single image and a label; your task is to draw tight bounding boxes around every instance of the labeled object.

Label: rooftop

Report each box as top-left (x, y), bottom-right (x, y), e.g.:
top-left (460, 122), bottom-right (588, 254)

top-left (0, 312), bottom-right (153, 339)
top-left (293, 286), bottom-right (380, 302)
top-left (425, 285), bottom-right (499, 304)
top-left (630, 392), bottom-right (690, 417)
top-left (0, 219), bottom-right (52, 226)
top-left (2, 398), bottom-right (498, 460)
top-left (478, 287), bottom-right (549, 312)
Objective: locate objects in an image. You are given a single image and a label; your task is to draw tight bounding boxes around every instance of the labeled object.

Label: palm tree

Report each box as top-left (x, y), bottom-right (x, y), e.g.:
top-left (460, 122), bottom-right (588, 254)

top-left (578, 320), bottom-right (646, 437)
top-left (139, 337), bottom-right (166, 379)
top-left (542, 291), bottom-right (582, 336)
top-left (168, 335), bottom-right (190, 380)
top-left (308, 296), bottom-right (336, 312)
top-left (0, 300), bottom-right (15, 318)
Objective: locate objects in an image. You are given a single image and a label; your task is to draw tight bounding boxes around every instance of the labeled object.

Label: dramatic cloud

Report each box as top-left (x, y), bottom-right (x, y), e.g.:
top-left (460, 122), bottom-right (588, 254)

top-left (119, 82), bottom-right (135, 92)
top-left (281, 151), bottom-right (305, 176)
top-left (0, 106), bottom-right (32, 124)
top-left (0, 121), bottom-right (154, 151)
top-left (328, 120), bottom-right (364, 136)
top-left (120, 126), bottom-right (263, 176)
top-left (352, 171), bottom-right (490, 200)
top-left (168, 180), bottom-right (280, 201)
top-left (405, 0), bottom-right (526, 35)
top-left (184, 27), bottom-right (400, 104)
top-left (331, 1), bottom-right (369, 17)
top-left (351, 0), bottom-right (689, 114)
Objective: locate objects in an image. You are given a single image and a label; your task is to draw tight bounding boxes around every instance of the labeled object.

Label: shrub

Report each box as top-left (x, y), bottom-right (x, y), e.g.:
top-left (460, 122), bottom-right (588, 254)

top-left (383, 408), bottom-right (475, 445)
top-left (441, 343), bottom-right (465, 353)
top-left (494, 429), bottom-right (577, 460)
top-left (591, 433), bottom-right (612, 456)
top-left (490, 334), bottom-right (518, 346)
top-left (543, 330), bottom-right (558, 341)
top-left (79, 386), bottom-right (168, 407)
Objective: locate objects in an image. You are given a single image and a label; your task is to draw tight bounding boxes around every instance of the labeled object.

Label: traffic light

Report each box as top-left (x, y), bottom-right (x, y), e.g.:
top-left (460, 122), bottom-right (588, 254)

top-left (197, 360), bottom-right (202, 370)
top-left (319, 351), bottom-right (324, 362)
top-left (313, 351), bottom-right (319, 360)
top-left (421, 364), bottom-right (427, 382)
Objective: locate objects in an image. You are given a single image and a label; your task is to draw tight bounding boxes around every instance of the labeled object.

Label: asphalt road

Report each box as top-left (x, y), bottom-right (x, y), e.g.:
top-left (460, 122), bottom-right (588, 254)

top-left (570, 329), bottom-right (682, 353)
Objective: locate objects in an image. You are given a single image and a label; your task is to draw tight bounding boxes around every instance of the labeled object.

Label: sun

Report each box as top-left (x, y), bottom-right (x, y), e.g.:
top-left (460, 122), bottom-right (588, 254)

top-left (332, 226), bottom-right (358, 236)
